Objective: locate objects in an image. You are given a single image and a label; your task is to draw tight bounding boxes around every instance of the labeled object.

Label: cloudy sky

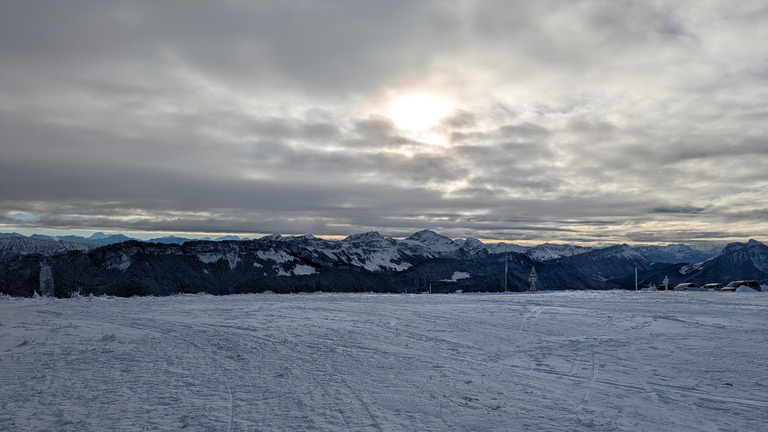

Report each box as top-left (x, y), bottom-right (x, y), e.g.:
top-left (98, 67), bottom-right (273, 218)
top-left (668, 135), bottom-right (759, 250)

top-left (2, 1), bottom-right (767, 245)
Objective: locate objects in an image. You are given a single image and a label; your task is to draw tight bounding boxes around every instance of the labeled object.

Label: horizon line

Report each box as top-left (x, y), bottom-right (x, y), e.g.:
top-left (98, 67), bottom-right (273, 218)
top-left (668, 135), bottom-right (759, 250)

top-left (1, 227), bottom-right (748, 248)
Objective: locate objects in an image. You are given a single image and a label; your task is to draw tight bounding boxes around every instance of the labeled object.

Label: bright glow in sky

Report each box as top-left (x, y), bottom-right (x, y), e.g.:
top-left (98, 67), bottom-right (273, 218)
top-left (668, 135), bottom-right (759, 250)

top-left (387, 94), bottom-right (452, 131)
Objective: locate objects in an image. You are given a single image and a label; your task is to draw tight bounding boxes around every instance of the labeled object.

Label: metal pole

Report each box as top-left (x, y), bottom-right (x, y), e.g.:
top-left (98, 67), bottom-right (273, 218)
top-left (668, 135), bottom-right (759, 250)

top-left (504, 252), bottom-right (508, 292)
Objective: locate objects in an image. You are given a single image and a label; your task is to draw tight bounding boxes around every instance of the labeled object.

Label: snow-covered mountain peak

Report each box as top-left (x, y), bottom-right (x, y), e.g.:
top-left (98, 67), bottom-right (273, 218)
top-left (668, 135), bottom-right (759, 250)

top-left (723, 241), bottom-right (743, 252)
top-left (723, 239), bottom-right (767, 252)
top-left (404, 230), bottom-right (459, 252)
top-left (344, 231), bottom-right (387, 243)
top-left (89, 232), bottom-right (108, 240)
top-left (596, 244), bottom-right (646, 259)
top-left (674, 238), bottom-right (768, 280)
top-left (30, 234), bottom-right (60, 242)
top-left (631, 243), bottom-right (722, 264)
top-left (459, 237), bottom-right (486, 253)
top-left (487, 242), bottom-right (527, 254)
top-left (525, 243), bottom-right (592, 261)
top-left (283, 234), bottom-right (329, 247)
top-left (742, 239), bottom-right (768, 273)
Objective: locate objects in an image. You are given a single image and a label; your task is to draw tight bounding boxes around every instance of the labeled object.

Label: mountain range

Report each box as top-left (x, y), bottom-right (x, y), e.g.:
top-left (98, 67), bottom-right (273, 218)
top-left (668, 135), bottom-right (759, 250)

top-left (0, 230), bottom-right (764, 297)
top-left (0, 230), bottom-right (722, 261)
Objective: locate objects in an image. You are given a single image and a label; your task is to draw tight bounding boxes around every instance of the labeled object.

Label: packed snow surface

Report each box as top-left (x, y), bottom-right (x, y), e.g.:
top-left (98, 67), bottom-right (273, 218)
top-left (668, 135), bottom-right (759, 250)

top-left (289, 264), bottom-right (317, 276)
top-left (256, 249), bottom-right (294, 263)
top-left (442, 271), bottom-right (471, 282)
top-left (2, 291), bottom-right (767, 431)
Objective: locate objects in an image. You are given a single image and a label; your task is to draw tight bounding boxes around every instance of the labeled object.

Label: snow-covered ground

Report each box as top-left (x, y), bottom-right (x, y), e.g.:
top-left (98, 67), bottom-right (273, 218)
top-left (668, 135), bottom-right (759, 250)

top-left (1, 290), bottom-right (766, 431)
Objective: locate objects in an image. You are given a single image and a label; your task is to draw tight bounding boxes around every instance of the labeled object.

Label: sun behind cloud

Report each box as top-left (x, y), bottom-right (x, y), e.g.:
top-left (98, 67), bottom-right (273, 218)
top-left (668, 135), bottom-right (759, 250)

top-left (386, 93), bottom-right (451, 132)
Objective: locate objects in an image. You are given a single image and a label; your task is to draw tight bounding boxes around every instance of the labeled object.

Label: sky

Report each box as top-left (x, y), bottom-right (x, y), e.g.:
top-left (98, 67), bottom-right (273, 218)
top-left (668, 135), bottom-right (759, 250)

top-left (1, 1), bottom-right (767, 245)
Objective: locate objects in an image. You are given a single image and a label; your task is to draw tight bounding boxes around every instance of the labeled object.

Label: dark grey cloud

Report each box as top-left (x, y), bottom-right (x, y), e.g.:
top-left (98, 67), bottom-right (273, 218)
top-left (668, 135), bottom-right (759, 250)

top-left (1, 0), bottom-right (767, 244)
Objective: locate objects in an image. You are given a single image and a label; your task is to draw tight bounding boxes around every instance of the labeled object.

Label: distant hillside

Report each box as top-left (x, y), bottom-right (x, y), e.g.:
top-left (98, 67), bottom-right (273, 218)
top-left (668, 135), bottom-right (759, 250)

top-left (678, 240), bottom-right (768, 285)
top-left (611, 240), bottom-right (768, 289)
top-left (552, 245), bottom-right (652, 282)
top-left (1, 232), bottom-right (136, 247)
top-left (0, 231), bottom-right (600, 297)
top-left (1, 230), bottom-right (763, 297)
top-left (0, 237), bottom-right (94, 260)
top-left (631, 243), bottom-right (722, 264)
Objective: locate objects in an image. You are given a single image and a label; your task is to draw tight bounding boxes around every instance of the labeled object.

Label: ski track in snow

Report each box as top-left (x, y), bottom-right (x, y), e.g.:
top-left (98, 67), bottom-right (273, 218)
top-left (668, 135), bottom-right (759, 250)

top-left (1, 290), bottom-right (767, 431)
top-left (81, 317), bottom-right (236, 432)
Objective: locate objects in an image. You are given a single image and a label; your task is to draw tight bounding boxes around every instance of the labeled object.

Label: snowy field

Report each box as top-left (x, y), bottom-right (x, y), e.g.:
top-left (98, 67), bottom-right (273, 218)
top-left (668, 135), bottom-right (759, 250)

top-left (1, 291), bottom-right (767, 432)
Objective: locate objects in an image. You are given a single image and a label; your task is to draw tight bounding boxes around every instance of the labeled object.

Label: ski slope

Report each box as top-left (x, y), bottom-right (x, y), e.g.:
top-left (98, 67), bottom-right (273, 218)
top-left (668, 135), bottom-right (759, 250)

top-left (1, 290), bottom-right (766, 431)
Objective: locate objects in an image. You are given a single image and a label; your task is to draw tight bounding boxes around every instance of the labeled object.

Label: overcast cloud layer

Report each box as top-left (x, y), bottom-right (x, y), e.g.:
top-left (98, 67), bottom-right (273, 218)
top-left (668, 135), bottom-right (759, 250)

top-left (2, 1), bottom-right (767, 244)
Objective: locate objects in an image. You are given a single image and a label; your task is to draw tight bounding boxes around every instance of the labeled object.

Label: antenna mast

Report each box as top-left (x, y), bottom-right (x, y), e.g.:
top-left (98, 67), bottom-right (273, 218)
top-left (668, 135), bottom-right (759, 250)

top-left (528, 267), bottom-right (538, 292)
